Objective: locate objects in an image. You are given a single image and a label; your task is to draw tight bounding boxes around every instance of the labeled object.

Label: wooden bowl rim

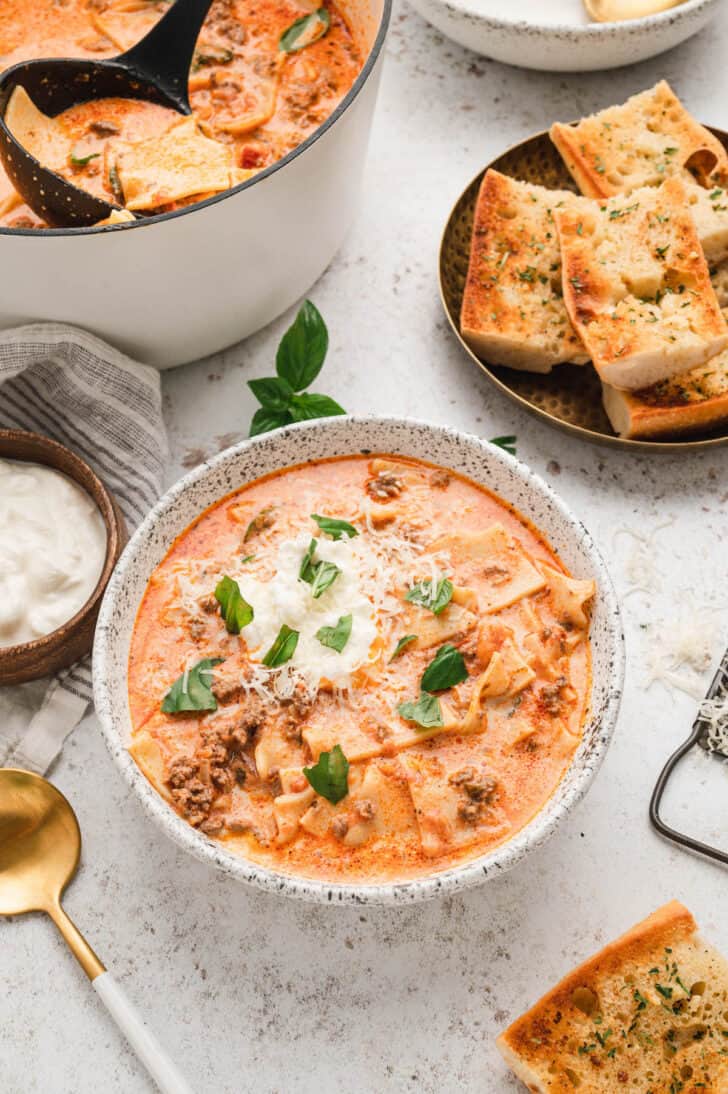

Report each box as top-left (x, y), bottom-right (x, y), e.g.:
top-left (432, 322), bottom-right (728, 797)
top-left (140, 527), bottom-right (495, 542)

top-left (0, 429), bottom-right (124, 665)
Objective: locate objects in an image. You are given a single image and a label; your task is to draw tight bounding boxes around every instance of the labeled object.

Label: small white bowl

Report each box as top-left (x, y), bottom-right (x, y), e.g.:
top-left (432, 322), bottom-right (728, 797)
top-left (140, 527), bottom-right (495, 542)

top-left (93, 417), bottom-right (624, 905)
top-left (407, 0), bottom-right (722, 72)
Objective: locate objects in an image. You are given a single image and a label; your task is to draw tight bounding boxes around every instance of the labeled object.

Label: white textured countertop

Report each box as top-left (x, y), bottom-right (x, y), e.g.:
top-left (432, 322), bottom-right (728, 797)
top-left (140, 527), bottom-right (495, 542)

top-left (4, 6), bottom-right (728, 1091)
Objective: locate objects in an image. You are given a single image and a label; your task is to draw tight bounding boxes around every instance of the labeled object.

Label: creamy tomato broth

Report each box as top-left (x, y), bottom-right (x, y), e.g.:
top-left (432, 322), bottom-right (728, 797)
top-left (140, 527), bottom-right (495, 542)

top-left (0, 0), bottom-right (362, 228)
top-left (128, 455), bottom-right (595, 884)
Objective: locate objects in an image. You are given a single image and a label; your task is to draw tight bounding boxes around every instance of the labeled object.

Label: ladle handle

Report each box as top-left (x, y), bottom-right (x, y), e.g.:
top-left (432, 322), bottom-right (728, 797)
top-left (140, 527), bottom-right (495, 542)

top-left (94, 973), bottom-right (194, 1094)
top-left (118, 0), bottom-right (215, 112)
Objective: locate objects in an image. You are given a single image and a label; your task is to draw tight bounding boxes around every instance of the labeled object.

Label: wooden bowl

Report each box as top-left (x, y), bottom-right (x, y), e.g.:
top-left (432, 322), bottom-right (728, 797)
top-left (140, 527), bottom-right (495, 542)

top-left (0, 430), bottom-right (127, 686)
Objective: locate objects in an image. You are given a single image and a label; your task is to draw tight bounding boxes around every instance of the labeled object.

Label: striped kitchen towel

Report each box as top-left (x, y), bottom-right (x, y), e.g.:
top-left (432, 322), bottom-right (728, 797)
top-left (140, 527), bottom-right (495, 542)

top-left (0, 323), bottom-right (168, 774)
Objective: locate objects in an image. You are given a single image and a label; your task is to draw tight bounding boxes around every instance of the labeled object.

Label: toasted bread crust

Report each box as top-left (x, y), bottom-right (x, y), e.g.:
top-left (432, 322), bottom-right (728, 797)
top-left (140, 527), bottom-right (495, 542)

top-left (557, 178), bottom-right (728, 390)
top-left (498, 902), bottom-right (728, 1093)
top-left (459, 170), bottom-right (589, 372)
top-left (550, 81), bottom-right (728, 199)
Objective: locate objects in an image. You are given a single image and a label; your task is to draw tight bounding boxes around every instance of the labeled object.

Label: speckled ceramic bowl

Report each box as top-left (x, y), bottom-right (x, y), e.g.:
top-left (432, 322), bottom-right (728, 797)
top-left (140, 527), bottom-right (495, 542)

top-left (407, 0), bottom-right (722, 72)
top-left (93, 417), bottom-right (624, 905)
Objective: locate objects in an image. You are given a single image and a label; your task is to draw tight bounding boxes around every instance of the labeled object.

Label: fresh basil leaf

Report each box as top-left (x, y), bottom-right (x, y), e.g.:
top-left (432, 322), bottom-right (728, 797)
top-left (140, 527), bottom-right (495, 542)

top-left (161, 657), bottom-right (223, 713)
top-left (276, 300), bottom-right (329, 389)
top-left (398, 691), bottom-right (443, 729)
top-left (247, 376), bottom-right (293, 412)
top-left (214, 575), bottom-right (254, 634)
top-left (262, 625), bottom-right (299, 667)
top-left (279, 7), bottom-right (331, 54)
top-left (244, 506), bottom-right (276, 543)
top-left (490, 434), bottom-right (517, 456)
top-left (249, 407), bottom-right (293, 436)
top-left (192, 46), bottom-right (233, 69)
top-left (304, 743), bottom-right (349, 803)
top-left (390, 634), bottom-right (417, 661)
top-left (311, 513), bottom-right (358, 540)
top-left (310, 560), bottom-right (340, 598)
top-left (405, 577), bottom-right (453, 616)
top-left (289, 392), bottom-right (346, 422)
top-left (316, 614), bottom-right (352, 652)
top-left (299, 537), bottom-right (318, 582)
top-left (70, 149), bottom-right (100, 166)
top-left (240, 554), bottom-right (255, 563)
top-left (421, 643), bottom-right (468, 692)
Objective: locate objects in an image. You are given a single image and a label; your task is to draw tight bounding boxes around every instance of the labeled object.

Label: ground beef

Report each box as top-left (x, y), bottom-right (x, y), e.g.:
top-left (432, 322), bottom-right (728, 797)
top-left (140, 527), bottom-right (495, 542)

top-left (89, 120), bottom-right (120, 136)
top-left (430, 469), bottom-right (451, 489)
top-left (450, 767), bottom-right (498, 824)
top-left (188, 616), bottom-right (207, 641)
top-left (354, 799), bottom-right (375, 821)
top-left (278, 685), bottom-right (312, 741)
top-left (539, 676), bottom-right (569, 716)
top-left (331, 815), bottom-right (349, 839)
top-left (167, 757), bottom-right (213, 827)
top-left (483, 563), bottom-right (510, 585)
top-left (366, 471), bottom-right (403, 500)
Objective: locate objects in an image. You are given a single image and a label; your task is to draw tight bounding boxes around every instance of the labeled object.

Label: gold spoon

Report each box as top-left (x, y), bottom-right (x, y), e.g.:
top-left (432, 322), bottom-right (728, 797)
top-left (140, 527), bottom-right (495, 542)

top-left (0, 768), bottom-right (193, 1093)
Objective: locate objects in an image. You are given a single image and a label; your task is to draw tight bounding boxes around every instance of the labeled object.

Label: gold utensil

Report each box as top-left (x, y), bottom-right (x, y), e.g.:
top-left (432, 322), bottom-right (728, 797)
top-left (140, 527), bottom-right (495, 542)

top-left (0, 768), bottom-right (193, 1093)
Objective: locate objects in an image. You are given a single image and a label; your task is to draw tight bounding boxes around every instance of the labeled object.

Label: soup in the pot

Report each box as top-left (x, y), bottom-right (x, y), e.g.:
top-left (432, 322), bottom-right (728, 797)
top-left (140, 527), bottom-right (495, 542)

top-left (127, 455), bottom-right (595, 885)
top-left (0, 0), bottom-right (363, 228)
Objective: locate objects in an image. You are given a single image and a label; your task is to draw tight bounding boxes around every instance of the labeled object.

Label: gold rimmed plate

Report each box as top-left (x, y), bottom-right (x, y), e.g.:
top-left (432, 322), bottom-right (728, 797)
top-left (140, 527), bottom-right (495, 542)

top-left (439, 126), bottom-right (728, 452)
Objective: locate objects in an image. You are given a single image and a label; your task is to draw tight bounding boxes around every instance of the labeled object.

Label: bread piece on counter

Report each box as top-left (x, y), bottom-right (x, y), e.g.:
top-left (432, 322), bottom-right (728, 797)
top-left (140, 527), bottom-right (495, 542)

top-left (498, 901), bottom-right (728, 1092)
top-left (459, 170), bottom-right (589, 373)
top-left (556, 177), bottom-right (728, 390)
top-left (551, 81), bottom-right (728, 199)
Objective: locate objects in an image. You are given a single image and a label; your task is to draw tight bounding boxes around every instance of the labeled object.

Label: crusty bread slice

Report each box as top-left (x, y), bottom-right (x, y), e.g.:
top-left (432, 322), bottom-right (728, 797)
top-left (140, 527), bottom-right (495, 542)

top-left (551, 81), bottom-right (728, 199)
top-left (603, 332), bottom-right (728, 437)
top-left (684, 179), bottom-right (728, 265)
top-left (556, 177), bottom-right (728, 390)
top-left (459, 170), bottom-right (589, 373)
top-left (711, 260), bottom-right (728, 306)
top-left (498, 901), bottom-right (728, 1093)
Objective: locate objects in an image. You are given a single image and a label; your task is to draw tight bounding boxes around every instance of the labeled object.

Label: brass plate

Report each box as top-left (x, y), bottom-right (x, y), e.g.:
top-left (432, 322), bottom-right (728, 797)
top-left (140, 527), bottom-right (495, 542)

top-left (439, 127), bottom-right (728, 452)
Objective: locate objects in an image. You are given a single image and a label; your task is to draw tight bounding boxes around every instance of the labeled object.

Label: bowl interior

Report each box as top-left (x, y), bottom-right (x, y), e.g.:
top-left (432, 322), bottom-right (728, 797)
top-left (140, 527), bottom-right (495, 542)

top-left (440, 129), bottom-right (728, 452)
top-left (93, 417), bottom-right (624, 904)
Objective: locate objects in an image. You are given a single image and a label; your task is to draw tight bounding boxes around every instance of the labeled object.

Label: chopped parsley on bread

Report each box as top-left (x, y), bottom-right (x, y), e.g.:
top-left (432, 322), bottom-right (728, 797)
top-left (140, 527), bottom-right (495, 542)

top-left (460, 170), bottom-right (589, 373)
top-left (556, 177), bottom-right (728, 390)
top-left (551, 81), bottom-right (728, 199)
top-left (498, 901), bottom-right (728, 1093)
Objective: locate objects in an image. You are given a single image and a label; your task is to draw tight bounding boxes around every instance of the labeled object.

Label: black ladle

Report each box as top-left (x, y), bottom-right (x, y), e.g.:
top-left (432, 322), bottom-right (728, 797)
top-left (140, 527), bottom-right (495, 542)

top-left (0, 0), bottom-right (214, 228)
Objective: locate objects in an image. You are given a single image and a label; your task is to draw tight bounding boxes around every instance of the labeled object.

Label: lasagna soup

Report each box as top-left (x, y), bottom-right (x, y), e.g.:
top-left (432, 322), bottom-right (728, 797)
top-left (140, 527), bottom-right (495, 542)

top-left (128, 455), bottom-right (595, 884)
top-left (0, 0), bottom-right (362, 228)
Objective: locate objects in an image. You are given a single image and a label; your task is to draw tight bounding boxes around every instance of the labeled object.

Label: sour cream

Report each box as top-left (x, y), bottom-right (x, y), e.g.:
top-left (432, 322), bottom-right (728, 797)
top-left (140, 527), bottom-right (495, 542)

top-left (0, 459), bottom-right (107, 647)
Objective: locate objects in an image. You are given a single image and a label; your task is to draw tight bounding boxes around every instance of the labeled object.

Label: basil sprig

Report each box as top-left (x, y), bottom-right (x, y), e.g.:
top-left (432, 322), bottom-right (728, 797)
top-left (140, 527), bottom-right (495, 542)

top-left (248, 301), bottom-right (345, 436)
top-left (405, 577), bottom-right (453, 616)
top-left (214, 575), bottom-right (254, 634)
top-left (311, 513), bottom-right (358, 540)
top-left (421, 643), bottom-right (468, 692)
top-left (262, 625), bottom-right (299, 667)
top-left (316, 614), bottom-right (352, 653)
top-left (279, 7), bottom-right (331, 53)
top-left (490, 434), bottom-right (517, 456)
top-left (161, 657), bottom-right (223, 714)
top-left (398, 692), bottom-right (443, 729)
top-left (390, 634), bottom-right (417, 661)
top-left (299, 538), bottom-right (341, 598)
top-left (304, 744), bottom-right (349, 804)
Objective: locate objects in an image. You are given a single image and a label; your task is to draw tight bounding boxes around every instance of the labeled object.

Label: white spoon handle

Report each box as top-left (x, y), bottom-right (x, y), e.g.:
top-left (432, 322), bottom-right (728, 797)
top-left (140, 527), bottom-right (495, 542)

top-left (93, 972), bottom-right (193, 1094)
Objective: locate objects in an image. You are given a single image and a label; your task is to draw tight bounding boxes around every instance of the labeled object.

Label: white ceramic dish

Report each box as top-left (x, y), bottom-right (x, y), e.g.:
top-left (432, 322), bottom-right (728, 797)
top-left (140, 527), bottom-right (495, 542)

top-left (0, 0), bottom-right (390, 369)
top-left (407, 0), bottom-right (722, 72)
top-left (93, 416), bottom-right (625, 905)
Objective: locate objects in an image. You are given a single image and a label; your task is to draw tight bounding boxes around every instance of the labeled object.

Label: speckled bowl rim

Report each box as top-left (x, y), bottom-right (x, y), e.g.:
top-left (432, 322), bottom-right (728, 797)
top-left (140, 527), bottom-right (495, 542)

top-left (93, 416), bottom-right (625, 905)
top-left (438, 0), bottom-right (716, 33)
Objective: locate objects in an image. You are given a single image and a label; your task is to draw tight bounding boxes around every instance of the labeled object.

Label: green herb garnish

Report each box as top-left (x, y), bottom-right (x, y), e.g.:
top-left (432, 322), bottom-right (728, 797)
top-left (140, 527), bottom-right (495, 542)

top-left (279, 7), bottom-right (330, 53)
top-left (247, 301), bottom-right (345, 436)
top-left (311, 513), bottom-right (358, 540)
top-left (390, 634), bottom-right (417, 661)
top-left (70, 149), bottom-right (100, 167)
top-left (316, 614), bottom-right (352, 652)
top-left (262, 625), bottom-right (299, 667)
top-left (192, 46), bottom-right (233, 70)
top-left (421, 643), bottom-right (468, 692)
top-left (490, 434), bottom-right (517, 455)
top-left (304, 744), bottom-right (349, 803)
top-left (398, 692), bottom-right (443, 730)
top-left (299, 537), bottom-right (341, 598)
top-left (161, 657), bottom-right (223, 713)
top-left (244, 505), bottom-right (276, 542)
top-left (405, 577), bottom-right (453, 616)
top-left (214, 575), bottom-right (254, 634)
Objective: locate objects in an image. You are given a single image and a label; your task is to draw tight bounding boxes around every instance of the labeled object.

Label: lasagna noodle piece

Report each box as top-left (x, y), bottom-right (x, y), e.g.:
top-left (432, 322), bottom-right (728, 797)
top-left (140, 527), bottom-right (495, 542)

top-left (88, 3), bottom-right (163, 52)
top-left (535, 563), bottom-right (595, 631)
top-left (272, 768), bottom-right (315, 845)
top-left (556, 177), bottom-right (728, 390)
top-left (401, 741), bottom-right (509, 858)
top-left (602, 343), bottom-right (728, 438)
top-left (550, 80), bottom-right (728, 199)
top-left (4, 85), bottom-right (70, 172)
top-left (497, 901), bottom-right (728, 1093)
top-left (114, 115), bottom-right (237, 210)
top-left (298, 763), bottom-right (411, 848)
top-left (429, 524), bottom-right (547, 613)
top-left (459, 170), bottom-right (590, 373)
top-left (404, 599), bottom-right (477, 651)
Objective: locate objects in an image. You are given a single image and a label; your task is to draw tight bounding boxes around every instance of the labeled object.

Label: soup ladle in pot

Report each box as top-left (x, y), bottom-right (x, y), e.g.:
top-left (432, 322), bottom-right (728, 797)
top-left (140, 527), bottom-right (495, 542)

top-left (0, 768), bottom-right (193, 1093)
top-left (0, 0), bottom-right (214, 228)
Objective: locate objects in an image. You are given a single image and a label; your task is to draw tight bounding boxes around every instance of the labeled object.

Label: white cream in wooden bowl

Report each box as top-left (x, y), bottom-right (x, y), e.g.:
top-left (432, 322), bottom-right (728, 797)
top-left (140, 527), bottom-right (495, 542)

top-left (0, 458), bottom-right (107, 647)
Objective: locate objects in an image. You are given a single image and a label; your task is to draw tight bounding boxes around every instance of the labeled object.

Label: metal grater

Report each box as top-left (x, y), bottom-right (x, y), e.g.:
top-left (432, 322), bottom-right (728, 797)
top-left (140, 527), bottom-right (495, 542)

top-left (650, 648), bottom-right (728, 866)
